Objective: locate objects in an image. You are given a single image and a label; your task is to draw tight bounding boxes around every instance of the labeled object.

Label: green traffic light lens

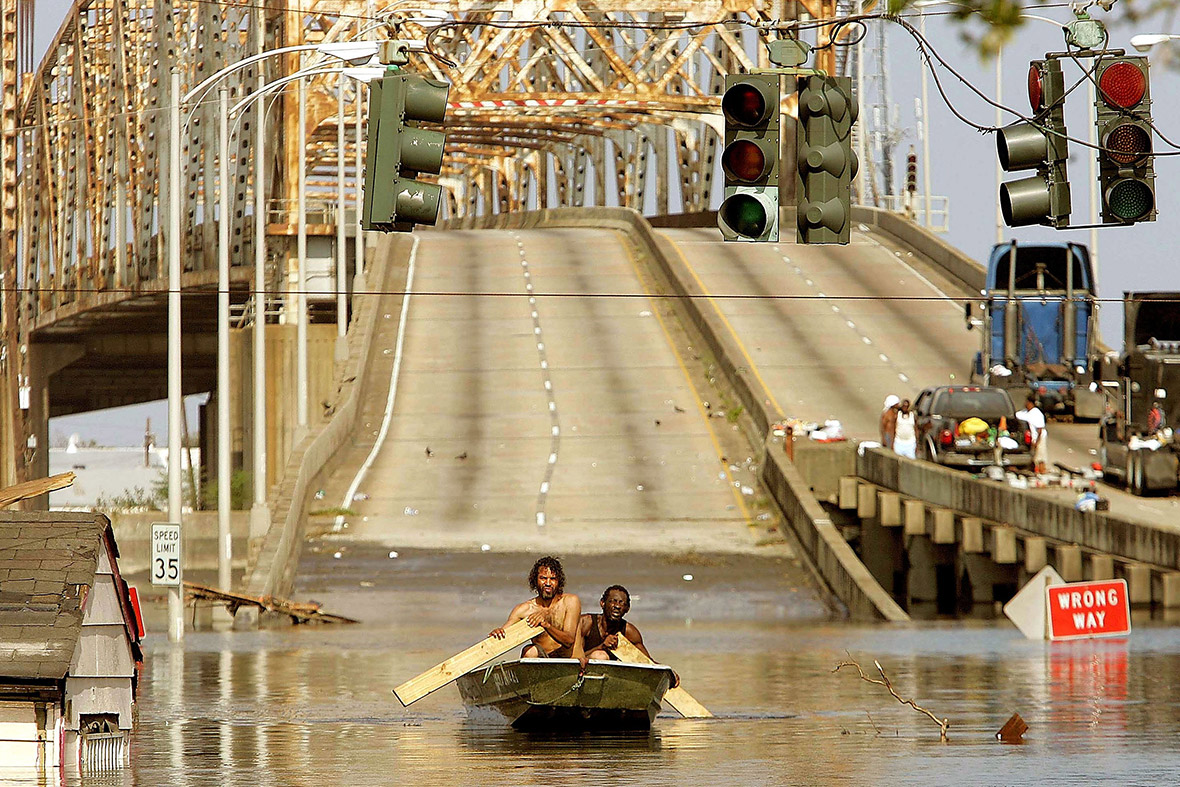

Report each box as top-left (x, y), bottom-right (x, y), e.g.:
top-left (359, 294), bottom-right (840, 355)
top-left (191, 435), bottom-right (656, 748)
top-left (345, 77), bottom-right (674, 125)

top-left (720, 194), bottom-right (768, 238)
top-left (1107, 179), bottom-right (1153, 221)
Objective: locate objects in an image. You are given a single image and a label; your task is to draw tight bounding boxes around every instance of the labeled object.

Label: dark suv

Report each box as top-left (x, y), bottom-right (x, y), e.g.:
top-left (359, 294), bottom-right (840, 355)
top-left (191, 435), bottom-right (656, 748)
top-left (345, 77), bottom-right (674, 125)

top-left (912, 386), bottom-right (1034, 469)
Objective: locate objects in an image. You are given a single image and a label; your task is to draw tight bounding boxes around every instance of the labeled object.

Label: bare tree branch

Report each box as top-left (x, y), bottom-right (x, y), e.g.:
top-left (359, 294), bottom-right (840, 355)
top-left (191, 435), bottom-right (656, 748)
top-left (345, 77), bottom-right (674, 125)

top-left (833, 652), bottom-right (950, 741)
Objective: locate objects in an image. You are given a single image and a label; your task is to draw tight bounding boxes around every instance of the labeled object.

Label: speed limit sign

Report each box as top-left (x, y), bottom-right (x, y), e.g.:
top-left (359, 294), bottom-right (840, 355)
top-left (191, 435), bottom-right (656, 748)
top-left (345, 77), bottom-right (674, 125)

top-left (150, 522), bottom-right (182, 586)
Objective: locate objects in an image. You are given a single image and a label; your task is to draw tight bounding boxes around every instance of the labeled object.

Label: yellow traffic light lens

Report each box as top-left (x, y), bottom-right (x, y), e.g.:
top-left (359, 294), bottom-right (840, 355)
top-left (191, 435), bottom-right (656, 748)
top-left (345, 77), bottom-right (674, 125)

top-left (722, 140), bottom-right (768, 183)
top-left (722, 84), bottom-right (769, 128)
top-left (720, 194), bottom-right (768, 238)
top-left (1104, 123), bottom-right (1150, 166)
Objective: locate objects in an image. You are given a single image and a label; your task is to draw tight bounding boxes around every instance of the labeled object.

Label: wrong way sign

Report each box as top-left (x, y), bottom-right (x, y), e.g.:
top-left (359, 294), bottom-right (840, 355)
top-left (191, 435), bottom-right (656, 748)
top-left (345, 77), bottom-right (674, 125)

top-left (1047, 579), bottom-right (1130, 641)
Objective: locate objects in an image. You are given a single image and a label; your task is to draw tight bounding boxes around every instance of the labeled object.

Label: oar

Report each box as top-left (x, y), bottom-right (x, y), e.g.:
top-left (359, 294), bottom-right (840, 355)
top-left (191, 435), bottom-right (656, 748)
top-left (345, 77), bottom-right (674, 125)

top-left (609, 636), bottom-right (713, 718)
top-left (394, 618), bottom-right (540, 706)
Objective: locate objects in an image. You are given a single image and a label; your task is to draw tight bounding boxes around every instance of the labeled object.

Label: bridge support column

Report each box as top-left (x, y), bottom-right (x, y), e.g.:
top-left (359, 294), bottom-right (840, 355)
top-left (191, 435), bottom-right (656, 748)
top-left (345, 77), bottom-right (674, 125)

top-left (25, 343), bottom-right (84, 509)
top-left (1156, 572), bottom-right (1180, 608)
top-left (878, 491), bottom-right (901, 526)
top-left (857, 483), bottom-right (876, 519)
top-left (903, 500), bottom-right (925, 536)
top-left (1088, 554), bottom-right (1114, 581)
top-left (838, 476), bottom-right (857, 509)
top-left (960, 517), bottom-right (984, 553)
top-left (1054, 544), bottom-right (1083, 582)
top-left (1024, 537), bottom-right (1048, 574)
top-left (1125, 563), bottom-right (1152, 605)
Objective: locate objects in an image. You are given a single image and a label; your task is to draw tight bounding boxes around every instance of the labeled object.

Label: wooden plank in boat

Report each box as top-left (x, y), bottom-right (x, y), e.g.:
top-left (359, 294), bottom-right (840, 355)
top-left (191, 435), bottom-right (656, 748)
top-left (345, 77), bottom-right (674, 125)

top-left (395, 619), bottom-right (540, 706)
top-left (609, 636), bottom-right (714, 718)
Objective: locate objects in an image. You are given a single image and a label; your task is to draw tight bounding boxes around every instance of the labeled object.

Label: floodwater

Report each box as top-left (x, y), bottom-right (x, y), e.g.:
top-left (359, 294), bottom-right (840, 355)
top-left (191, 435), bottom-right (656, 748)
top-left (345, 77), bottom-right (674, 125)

top-left (14, 546), bottom-right (1180, 786)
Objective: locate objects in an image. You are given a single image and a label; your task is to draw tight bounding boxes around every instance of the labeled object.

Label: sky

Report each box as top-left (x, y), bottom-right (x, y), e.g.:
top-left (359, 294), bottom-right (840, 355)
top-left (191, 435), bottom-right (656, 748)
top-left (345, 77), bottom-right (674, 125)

top-left (32, 1), bottom-right (1180, 445)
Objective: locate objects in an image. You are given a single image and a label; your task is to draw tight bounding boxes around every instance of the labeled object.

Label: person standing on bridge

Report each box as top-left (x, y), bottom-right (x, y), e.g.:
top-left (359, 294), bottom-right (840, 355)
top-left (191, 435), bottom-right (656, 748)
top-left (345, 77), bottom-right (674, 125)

top-left (1016, 395), bottom-right (1047, 474)
top-left (893, 399), bottom-right (917, 459)
top-left (880, 395), bottom-right (900, 449)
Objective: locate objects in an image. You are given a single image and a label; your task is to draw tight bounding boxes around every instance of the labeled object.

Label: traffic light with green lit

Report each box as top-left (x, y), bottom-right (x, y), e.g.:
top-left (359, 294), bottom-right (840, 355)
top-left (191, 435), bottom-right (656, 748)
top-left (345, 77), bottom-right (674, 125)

top-left (718, 74), bottom-right (780, 243)
top-left (997, 59), bottom-right (1070, 228)
top-left (362, 73), bottom-right (450, 232)
top-left (1094, 56), bottom-right (1155, 225)
top-left (796, 75), bottom-right (858, 245)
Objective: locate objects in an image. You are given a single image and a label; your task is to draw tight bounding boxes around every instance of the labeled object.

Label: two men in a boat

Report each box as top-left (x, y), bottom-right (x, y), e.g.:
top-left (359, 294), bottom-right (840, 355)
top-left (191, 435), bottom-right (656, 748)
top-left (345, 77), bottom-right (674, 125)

top-left (490, 557), bottom-right (678, 683)
top-left (490, 556), bottom-right (584, 659)
top-left (580, 584), bottom-right (679, 687)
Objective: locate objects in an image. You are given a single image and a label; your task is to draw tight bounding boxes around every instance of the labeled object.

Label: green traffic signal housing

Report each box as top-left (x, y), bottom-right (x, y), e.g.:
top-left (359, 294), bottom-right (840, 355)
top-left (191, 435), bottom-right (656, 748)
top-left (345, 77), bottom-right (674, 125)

top-left (362, 73), bottom-right (451, 232)
top-left (997, 60), bottom-right (1070, 228)
top-left (796, 75), bottom-right (858, 245)
top-left (1094, 56), bottom-right (1155, 225)
top-left (718, 74), bottom-right (780, 243)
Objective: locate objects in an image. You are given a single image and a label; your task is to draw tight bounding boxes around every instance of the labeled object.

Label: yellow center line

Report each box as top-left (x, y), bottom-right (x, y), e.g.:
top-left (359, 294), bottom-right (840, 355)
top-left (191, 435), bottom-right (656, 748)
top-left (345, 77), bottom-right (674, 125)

top-left (613, 231), bottom-right (755, 526)
top-left (657, 232), bottom-right (787, 421)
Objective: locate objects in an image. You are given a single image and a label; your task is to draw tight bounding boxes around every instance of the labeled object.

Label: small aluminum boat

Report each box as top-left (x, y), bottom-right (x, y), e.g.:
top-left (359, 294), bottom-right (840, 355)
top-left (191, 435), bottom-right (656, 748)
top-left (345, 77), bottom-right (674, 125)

top-left (455, 658), bottom-right (674, 730)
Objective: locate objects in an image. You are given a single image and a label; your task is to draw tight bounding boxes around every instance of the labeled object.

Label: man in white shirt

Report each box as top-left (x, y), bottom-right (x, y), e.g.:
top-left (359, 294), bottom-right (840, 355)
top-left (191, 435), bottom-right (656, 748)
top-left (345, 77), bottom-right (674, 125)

top-left (1015, 395), bottom-right (1047, 473)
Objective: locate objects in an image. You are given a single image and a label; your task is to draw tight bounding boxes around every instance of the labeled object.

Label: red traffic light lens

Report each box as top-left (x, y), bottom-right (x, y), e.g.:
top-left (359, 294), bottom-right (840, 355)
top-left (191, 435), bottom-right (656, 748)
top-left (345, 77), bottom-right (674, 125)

top-left (1028, 65), bottom-right (1043, 112)
top-left (723, 84), bottom-right (769, 127)
top-left (722, 140), bottom-right (768, 183)
top-left (1099, 61), bottom-right (1146, 109)
top-left (1104, 123), bottom-right (1150, 166)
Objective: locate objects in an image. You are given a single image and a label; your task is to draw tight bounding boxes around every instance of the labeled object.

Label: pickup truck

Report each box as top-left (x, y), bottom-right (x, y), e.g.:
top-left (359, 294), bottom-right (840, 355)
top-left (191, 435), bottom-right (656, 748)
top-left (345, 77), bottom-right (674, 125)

top-left (913, 385), bottom-right (1034, 469)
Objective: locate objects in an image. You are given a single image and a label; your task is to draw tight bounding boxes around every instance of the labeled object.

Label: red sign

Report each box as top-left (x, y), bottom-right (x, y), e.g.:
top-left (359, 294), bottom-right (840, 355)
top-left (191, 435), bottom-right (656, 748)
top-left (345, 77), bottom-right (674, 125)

top-left (1046, 579), bottom-right (1130, 640)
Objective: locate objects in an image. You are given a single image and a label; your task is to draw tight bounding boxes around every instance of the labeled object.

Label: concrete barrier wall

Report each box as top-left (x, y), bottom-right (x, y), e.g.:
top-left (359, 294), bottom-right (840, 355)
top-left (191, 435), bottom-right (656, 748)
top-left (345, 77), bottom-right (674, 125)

top-left (851, 206), bottom-right (985, 293)
top-left (108, 511), bottom-right (250, 575)
top-left (244, 234), bottom-right (412, 600)
top-left (859, 448), bottom-right (1180, 568)
top-left (441, 207), bottom-right (905, 621)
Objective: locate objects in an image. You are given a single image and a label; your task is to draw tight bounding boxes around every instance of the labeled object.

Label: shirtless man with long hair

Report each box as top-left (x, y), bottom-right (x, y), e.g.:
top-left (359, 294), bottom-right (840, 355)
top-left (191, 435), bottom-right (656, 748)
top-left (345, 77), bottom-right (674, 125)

top-left (490, 556), bottom-right (583, 659)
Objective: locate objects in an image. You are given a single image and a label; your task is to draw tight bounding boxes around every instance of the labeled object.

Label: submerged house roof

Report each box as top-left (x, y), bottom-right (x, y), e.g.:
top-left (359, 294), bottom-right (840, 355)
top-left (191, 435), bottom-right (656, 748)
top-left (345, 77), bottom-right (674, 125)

top-left (0, 512), bottom-right (142, 682)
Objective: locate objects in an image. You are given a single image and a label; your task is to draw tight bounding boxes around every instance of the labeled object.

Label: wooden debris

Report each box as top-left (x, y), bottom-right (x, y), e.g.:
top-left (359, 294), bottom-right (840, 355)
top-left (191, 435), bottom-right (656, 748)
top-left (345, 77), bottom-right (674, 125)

top-left (394, 618), bottom-right (540, 706)
top-left (184, 581), bottom-right (358, 625)
top-left (609, 636), bottom-right (714, 718)
top-left (996, 712), bottom-right (1028, 743)
top-left (833, 653), bottom-right (950, 740)
top-left (0, 472), bottom-right (76, 508)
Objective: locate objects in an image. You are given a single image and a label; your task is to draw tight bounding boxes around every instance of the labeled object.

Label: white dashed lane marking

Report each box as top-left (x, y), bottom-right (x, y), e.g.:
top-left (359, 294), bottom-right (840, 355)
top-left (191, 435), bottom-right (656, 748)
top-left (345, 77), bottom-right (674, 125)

top-left (515, 233), bottom-right (560, 529)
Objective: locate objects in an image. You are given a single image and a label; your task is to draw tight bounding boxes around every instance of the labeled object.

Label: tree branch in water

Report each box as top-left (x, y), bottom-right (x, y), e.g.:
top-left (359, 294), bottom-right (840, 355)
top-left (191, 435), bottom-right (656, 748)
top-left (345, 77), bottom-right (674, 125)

top-left (833, 654), bottom-right (950, 741)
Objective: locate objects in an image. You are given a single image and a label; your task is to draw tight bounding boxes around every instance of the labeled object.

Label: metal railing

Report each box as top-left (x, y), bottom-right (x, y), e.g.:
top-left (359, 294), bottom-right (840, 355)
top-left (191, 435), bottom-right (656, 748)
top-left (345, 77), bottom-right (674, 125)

top-left (267, 199), bottom-right (358, 227)
top-left (877, 194), bottom-right (951, 233)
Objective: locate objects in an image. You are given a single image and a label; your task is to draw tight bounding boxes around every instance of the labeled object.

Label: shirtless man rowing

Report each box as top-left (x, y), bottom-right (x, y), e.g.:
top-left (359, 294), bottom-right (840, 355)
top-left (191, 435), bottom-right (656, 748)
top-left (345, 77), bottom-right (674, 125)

top-left (579, 585), bottom-right (679, 687)
top-left (490, 556), bottom-right (583, 660)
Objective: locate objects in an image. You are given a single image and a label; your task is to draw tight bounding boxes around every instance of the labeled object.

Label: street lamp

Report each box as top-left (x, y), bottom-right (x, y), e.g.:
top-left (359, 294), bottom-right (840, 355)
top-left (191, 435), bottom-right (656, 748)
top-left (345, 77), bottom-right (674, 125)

top-left (165, 43), bottom-right (380, 642)
top-left (1130, 33), bottom-right (1180, 51)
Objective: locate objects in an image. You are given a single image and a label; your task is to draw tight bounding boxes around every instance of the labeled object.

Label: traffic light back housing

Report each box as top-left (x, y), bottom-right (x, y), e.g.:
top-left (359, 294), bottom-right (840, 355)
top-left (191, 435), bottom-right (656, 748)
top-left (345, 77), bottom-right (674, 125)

top-left (796, 75), bottom-right (858, 245)
top-left (362, 73), bottom-right (450, 232)
top-left (997, 59), bottom-right (1070, 228)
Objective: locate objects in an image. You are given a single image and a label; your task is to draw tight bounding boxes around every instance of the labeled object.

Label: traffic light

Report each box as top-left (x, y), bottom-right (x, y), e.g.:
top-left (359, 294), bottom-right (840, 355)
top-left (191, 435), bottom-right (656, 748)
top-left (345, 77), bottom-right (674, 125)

top-left (718, 74), bottom-right (780, 242)
top-left (906, 148), bottom-right (917, 196)
top-left (1095, 56), bottom-right (1155, 225)
top-left (361, 72), bottom-right (450, 232)
top-left (796, 75), bottom-right (858, 245)
top-left (997, 59), bottom-right (1070, 227)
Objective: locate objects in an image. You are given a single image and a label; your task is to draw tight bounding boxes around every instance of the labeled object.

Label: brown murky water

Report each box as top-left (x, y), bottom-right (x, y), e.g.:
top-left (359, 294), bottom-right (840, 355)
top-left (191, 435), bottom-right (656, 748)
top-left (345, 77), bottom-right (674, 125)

top-left (14, 547), bottom-right (1180, 785)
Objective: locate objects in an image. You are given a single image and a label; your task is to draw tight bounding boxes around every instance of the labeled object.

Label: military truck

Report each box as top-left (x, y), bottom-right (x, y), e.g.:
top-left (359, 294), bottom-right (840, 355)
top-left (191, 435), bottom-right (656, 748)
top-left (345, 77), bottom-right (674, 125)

top-left (970, 241), bottom-right (1104, 420)
top-left (1099, 292), bottom-right (1180, 495)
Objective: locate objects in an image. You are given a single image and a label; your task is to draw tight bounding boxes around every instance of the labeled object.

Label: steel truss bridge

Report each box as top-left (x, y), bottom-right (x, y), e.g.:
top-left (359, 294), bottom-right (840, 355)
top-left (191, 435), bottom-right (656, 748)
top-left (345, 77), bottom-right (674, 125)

top-left (0, 0), bottom-right (844, 489)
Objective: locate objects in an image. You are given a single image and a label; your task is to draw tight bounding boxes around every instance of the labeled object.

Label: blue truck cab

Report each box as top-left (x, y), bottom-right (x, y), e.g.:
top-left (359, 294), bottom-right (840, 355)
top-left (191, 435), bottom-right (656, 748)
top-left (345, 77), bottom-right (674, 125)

top-left (971, 241), bottom-right (1104, 419)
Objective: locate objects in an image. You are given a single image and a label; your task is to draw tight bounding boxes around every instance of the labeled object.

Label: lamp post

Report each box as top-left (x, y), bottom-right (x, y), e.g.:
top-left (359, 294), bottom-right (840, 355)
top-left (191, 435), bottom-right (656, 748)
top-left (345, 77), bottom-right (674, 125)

top-left (165, 42), bottom-right (380, 638)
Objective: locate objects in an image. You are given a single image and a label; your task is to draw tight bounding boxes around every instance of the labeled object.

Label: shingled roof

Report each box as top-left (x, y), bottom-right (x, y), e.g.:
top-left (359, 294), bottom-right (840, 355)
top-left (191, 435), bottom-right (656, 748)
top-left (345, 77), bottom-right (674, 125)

top-left (0, 512), bottom-right (114, 680)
